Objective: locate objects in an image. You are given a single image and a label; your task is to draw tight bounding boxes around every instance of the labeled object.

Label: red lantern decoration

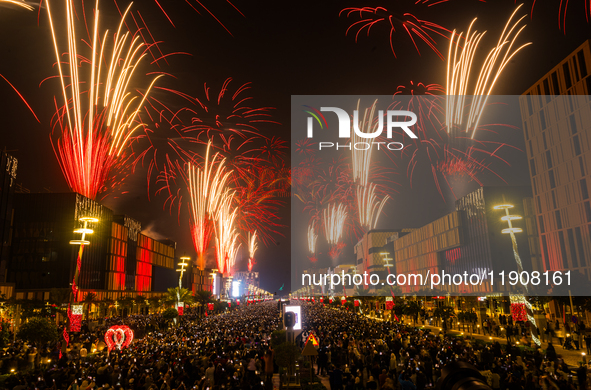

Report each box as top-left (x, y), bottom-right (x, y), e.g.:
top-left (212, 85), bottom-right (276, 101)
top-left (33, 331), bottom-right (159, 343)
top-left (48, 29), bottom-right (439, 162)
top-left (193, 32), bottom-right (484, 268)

top-left (354, 299), bottom-right (360, 307)
top-left (320, 297), bottom-right (324, 303)
top-left (104, 325), bottom-right (134, 352)
top-left (510, 303), bottom-right (527, 322)
top-left (207, 303), bottom-right (214, 311)
top-left (69, 304), bottom-right (83, 332)
top-left (385, 301), bottom-right (394, 310)
top-left (341, 298), bottom-right (346, 305)
top-left (177, 306), bottom-right (184, 316)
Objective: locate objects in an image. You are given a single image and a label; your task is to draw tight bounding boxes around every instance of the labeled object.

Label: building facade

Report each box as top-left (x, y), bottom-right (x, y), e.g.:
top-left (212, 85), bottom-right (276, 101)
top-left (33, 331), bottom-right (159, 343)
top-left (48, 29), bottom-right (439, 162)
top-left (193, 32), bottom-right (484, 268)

top-left (520, 40), bottom-right (591, 278)
top-left (354, 229), bottom-right (412, 279)
top-left (389, 186), bottom-right (538, 295)
top-left (7, 192), bottom-right (176, 300)
top-left (0, 152), bottom-right (17, 297)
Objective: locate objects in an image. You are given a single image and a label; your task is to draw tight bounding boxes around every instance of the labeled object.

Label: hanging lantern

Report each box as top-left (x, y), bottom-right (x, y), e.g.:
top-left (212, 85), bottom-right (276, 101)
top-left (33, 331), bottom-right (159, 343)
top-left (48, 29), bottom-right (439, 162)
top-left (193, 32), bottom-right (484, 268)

top-left (385, 297), bottom-right (394, 310)
top-left (70, 304), bottom-right (83, 332)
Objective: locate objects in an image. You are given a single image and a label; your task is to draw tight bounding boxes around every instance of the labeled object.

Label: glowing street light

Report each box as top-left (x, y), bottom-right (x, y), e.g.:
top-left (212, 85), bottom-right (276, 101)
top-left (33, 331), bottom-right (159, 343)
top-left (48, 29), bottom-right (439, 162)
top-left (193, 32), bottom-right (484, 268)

top-left (494, 198), bottom-right (540, 347)
top-left (177, 256), bottom-right (190, 290)
top-left (65, 215), bottom-right (99, 349)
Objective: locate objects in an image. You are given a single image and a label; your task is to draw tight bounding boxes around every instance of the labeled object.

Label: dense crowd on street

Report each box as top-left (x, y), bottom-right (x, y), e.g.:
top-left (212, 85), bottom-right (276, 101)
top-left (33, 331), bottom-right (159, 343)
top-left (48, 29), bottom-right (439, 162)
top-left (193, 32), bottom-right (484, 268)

top-left (1, 300), bottom-right (590, 390)
top-left (301, 303), bottom-right (589, 390)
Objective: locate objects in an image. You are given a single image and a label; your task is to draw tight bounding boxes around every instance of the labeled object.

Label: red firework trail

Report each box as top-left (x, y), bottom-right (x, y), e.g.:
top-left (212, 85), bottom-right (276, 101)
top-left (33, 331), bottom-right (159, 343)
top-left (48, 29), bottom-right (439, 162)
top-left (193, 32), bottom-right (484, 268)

top-left (151, 0), bottom-right (244, 35)
top-left (132, 78), bottom-right (287, 248)
top-left (340, 2), bottom-right (451, 59)
top-left (528, 0), bottom-right (591, 34)
top-left (0, 74), bottom-right (40, 123)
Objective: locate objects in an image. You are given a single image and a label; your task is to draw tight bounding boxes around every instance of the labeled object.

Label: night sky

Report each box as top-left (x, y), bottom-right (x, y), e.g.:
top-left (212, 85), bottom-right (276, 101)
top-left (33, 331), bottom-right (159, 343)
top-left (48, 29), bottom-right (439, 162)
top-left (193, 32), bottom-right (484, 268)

top-left (1, 0), bottom-right (591, 293)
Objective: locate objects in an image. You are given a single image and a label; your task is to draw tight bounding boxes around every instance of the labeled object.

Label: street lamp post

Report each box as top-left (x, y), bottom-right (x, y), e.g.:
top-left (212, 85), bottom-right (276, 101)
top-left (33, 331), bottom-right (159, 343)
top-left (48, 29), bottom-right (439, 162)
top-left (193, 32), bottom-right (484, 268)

top-left (64, 216), bottom-right (98, 351)
top-left (494, 198), bottom-right (541, 346)
top-left (176, 257), bottom-right (190, 290)
top-left (175, 256), bottom-right (190, 311)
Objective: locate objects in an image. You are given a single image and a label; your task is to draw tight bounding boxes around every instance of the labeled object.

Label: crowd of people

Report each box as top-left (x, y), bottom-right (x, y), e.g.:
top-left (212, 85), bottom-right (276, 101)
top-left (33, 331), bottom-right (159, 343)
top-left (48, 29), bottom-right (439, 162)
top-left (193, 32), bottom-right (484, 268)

top-left (0, 300), bottom-right (589, 390)
top-left (300, 303), bottom-right (588, 390)
top-left (1, 303), bottom-right (281, 390)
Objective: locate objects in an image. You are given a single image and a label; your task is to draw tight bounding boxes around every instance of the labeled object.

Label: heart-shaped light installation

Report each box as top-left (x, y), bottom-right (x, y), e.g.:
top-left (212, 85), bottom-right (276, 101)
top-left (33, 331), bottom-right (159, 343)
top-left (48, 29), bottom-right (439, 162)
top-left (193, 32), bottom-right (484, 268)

top-left (104, 325), bottom-right (134, 352)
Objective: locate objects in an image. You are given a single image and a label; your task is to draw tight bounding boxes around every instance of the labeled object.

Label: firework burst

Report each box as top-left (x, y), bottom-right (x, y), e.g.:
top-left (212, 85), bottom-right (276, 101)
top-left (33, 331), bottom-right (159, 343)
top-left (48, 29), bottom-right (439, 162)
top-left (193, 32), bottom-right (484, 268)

top-left (0, 0), bottom-right (33, 10)
top-left (340, 2), bottom-right (450, 59)
top-left (446, 5), bottom-right (531, 139)
top-left (214, 190), bottom-right (241, 275)
top-left (247, 231), bottom-right (257, 272)
top-left (150, 0), bottom-right (244, 35)
top-left (357, 184), bottom-right (390, 230)
top-left (187, 141), bottom-right (233, 270)
top-left (323, 203), bottom-right (347, 259)
top-left (307, 221), bottom-right (318, 263)
top-left (47, 0), bottom-right (162, 200)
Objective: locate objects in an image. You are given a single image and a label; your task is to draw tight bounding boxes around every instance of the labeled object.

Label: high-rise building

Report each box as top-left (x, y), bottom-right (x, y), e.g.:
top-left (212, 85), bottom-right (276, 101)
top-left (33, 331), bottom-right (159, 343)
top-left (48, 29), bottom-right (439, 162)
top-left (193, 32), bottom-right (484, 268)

top-left (0, 152), bottom-right (17, 297)
top-left (520, 40), bottom-right (591, 277)
top-left (388, 186), bottom-right (538, 294)
top-left (7, 192), bottom-right (176, 300)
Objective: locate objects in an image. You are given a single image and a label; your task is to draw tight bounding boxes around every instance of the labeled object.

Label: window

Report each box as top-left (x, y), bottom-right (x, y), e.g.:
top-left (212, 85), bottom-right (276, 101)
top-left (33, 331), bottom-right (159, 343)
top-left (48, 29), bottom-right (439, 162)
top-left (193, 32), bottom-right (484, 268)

top-left (570, 113), bottom-right (577, 135)
top-left (574, 135), bottom-right (582, 156)
top-left (552, 72), bottom-right (560, 94)
top-left (585, 201), bottom-right (591, 222)
top-left (578, 50), bottom-right (588, 78)
top-left (546, 150), bottom-right (553, 169)
top-left (555, 209), bottom-right (562, 229)
top-left (526, 93), bottom-right (533, 116)
top-left (549, 170), bottom-right (556, 189)
top-left (536, 196), bottom-right (542, 213)
top-left (574, 56), bottom-right (581, 81)
top-left (530, 159), bottom-right (537, 176)
top-left (575, 227), bottom-right (587, 266)
top-left (542, 235), bottom-right (550, 271)
top-left (540, 110), bottom-right (547, 130)
top-left (543, 79), bottom-right (551, 103)
top-left (543, 131), bottom-right (548, 149)
top-left (568, 229), bottom-right (579, 268)
top-left (552, 191), bottom-right (557, 209)
top-left (582, 178), bottom-right (589, 200)
top-left (538, 216), bottom-right (545, 234)
top-left (580, 157), bottom-right (586, 176)
top-left (558, 231), bottom-right (568, 268)
top-left (564, 63), bottom-right (572, 90)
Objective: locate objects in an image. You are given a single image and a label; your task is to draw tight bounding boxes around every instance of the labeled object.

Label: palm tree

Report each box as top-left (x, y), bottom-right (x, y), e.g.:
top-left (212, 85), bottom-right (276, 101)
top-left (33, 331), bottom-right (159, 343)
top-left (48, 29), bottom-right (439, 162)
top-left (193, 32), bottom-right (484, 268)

top-left (101, 298), bottom-right (115, 318)
top-left (119, 296), bottom-right (135, 316)
top-left (47, 288), bottom-right (70, 323)
top-left (163, 287), bottom-right (194, 308)
top-left (194, 290), bottom-right (213, 305)
top-left (404, 301), bottom-right (421, 324)
top-left (134, 295), bottom-right (146, 315)
top-left (83, 292), bottom-right (97, 321)
top-left (148, 296), bottom-right (162, 314)
top-left (194, 290), bottom-right (214, 316)
top-left (434, 305), bottom-right (455, 328)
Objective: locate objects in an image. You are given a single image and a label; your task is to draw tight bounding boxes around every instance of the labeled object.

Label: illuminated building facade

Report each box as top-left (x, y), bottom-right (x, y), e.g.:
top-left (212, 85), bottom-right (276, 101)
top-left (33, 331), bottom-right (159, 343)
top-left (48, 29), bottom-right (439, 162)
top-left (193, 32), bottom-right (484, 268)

top-left (234, 271), bottom-right (260, 289)
top-left (7, 192), bottom-right (176, 300)
top-left (189, 267), bottom-right (214, 293)
top-left (520, 40), bottom-right (591, 277)
top-left (355, 229), bottom-right (412, 285)
top-left (388, 186), bottom-right (538, 294)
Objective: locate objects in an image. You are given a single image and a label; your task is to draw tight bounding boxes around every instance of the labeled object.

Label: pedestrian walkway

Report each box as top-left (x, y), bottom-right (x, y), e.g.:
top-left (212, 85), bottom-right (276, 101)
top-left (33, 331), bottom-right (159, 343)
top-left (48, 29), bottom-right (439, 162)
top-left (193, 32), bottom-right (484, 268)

top-left (418, 322), bottom-right (587, 367)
